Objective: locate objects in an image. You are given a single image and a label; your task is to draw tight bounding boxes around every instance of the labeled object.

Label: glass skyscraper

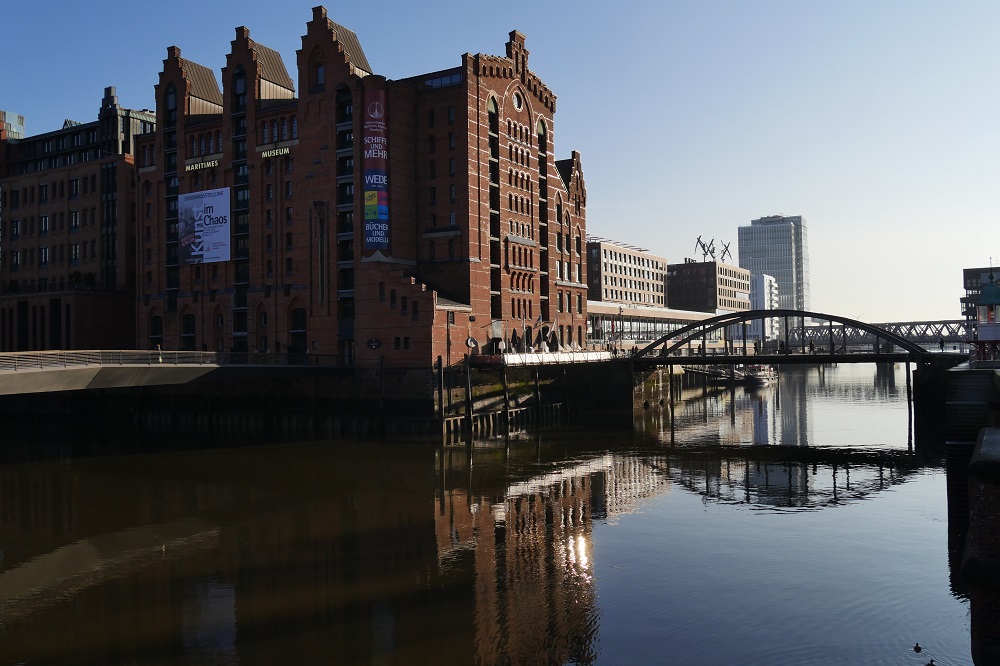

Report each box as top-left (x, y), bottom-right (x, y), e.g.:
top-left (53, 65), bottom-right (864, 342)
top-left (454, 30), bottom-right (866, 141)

top-left (738, 215), bottom-right (811, 312)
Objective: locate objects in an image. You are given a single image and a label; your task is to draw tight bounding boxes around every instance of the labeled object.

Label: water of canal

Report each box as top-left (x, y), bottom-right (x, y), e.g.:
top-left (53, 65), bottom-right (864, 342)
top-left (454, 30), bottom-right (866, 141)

top-left (0, 363), bottom-right (973, 664)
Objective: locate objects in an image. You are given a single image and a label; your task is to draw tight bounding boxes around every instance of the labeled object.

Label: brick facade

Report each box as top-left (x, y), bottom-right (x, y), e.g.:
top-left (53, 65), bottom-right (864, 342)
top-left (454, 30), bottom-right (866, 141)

top-left (0, 88), bottom-right (152, 350)
top-left (135, 6), bottom-right (588, 368)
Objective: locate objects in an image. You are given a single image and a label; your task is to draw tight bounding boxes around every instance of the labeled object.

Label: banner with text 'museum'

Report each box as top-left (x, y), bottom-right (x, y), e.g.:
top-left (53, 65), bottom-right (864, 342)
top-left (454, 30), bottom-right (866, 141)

top-left (178, 187), bottom-right (231, 264)
top-left (363, 87), bottom-right (390, 251)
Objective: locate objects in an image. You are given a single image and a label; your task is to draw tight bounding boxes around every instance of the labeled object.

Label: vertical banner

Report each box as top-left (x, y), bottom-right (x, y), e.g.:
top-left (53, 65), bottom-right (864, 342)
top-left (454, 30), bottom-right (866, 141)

top-left (178, 187), bottom-right (231, 264)
top-left (363, 86), bottom-right (390, 251)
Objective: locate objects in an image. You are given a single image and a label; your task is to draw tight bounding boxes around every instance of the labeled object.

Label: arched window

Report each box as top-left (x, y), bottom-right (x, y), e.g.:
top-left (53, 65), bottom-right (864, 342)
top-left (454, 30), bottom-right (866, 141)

top-left (199, 135), bottom-right (206, 156)
top-left (165, 84), bottom-right (177, 127)
top-left (281, 118), bottom-right (288, 141)
top-left (314, 63), bottom-right (325, 90)
top-left (487, 97), bottom-right (499, 134)
top-left (336, 88), bottom-right (353, 123)
top-left (291, 116), bottom-right (298, 139)
top-left (261, 121), bottom-right (268, 144)
top-left (180, 313), bottom-right (198, 351)
top-left (148, 313), bottom-right (164, 349)
top-left (271, 121), bottom-right (278, 143)
top-left (232, 67), bottom-right (247, 112)
top-left (289, 306), bottom-right (308, 359)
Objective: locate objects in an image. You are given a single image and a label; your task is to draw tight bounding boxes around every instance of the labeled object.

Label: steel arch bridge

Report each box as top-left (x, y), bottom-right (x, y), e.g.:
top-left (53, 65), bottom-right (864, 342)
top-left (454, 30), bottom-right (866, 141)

top-left (635, 309), bottom-right (932, 360)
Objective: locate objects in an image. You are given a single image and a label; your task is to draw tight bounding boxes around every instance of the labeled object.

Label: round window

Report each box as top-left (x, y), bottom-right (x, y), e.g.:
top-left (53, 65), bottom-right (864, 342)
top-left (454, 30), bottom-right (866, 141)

top-left (512, 92), bottom-right (523, 111)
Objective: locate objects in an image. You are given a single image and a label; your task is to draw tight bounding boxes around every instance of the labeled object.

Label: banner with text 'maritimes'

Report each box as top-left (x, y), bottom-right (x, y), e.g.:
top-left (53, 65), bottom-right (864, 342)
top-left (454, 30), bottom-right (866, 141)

top-left (178, 187), bottom-right (231, 264)
top-left (363, 87), bottom-right (389, 251)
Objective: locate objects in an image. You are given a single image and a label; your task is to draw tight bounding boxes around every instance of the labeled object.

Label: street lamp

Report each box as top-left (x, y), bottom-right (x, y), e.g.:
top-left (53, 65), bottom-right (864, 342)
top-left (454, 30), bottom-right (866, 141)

top-left (618, 306), bottom-right (624, 353)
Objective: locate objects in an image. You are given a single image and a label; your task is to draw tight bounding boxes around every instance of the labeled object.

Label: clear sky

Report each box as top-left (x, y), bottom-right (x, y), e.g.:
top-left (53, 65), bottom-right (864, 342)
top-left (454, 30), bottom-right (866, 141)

top-left (4, 0), bottom-right (996, 322)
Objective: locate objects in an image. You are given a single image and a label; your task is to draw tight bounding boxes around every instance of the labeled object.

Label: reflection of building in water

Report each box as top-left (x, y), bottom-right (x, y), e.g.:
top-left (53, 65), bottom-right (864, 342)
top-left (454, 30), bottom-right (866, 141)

top-left (751, 390), bottom-right (771, 445)
top-left (0, 447), bottom-right (446, 664)
top-left (435, 453), bottom-right (670, 663)
top-left (645, 369), bottom-right (816, 449)
top-left (778, 369), bottom-right (810, 447)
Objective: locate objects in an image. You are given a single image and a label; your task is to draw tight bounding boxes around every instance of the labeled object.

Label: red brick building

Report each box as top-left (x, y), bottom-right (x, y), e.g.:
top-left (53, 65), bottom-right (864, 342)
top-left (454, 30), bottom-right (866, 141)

top-left (135, 6), bottom-right (588, 368)
top-left (0, 88), bottom-right (153, 350)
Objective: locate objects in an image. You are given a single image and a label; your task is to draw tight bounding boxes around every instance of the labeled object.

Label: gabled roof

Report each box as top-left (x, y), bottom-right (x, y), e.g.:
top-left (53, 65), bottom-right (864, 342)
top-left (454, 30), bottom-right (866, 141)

top-left (330, 21), bottom-right (372, 74)
top-left (250, 39), bottom-right (295, 90)
top-left (556, 158), bottom-right (573, 190)
top-left (184, 59), bottom-right (223, 105)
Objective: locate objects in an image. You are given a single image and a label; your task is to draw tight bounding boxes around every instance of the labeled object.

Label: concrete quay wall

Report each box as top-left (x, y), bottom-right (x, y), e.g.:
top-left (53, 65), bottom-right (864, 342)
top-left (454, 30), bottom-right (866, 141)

top-left (964, 427), bottom-right (1000, 665)
top-left (0, 359), bottom-right (637, 447)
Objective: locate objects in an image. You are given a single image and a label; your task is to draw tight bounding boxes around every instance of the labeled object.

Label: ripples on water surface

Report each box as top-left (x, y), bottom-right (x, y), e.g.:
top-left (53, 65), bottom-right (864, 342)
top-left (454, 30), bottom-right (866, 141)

top-left (0, 364), bottom-right (973, 664)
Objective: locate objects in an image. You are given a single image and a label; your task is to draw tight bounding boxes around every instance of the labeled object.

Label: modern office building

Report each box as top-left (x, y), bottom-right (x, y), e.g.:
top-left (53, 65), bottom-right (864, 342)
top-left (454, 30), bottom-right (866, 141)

top-left (748, 273), bottom-right (779, 342)
top-left (737, 215), bottom-right (810, 312)
top-left (0, 88), bottom-right (154, 350)
top-left (135, 6), bottom-right (588, 366)
top-left (585, 237), bottom-right (666, 307)
top-left (665, 259), bottom-right (750, 314)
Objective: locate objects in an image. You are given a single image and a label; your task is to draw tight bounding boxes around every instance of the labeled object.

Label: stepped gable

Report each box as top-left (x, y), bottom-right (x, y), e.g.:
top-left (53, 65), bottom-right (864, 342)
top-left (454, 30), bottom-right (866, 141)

top-left (555, 151), bottom-right (585, 198)
top-left (160, 46), bottom-right (221, 108)
top-left (328, 21), bottom-right (372, 73)
top-left (306, 6), bottom-right (373, 74)
top-left (467, 31), bottom-right (556, 113)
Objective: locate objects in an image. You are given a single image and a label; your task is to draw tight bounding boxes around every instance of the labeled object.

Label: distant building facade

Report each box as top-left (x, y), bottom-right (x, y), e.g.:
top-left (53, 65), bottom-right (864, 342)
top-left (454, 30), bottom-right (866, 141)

top-left (134, 7), bottom-right (588, 365)
top-left (962, 266), bottom-right (997, 324)
top-left (748, 273), bottom-right (779, 341)
top-left (585, 237), bottom-right (666, 307)
top-left (0, 87), bottom-right (154, 350)
top-left (0, 111), bottom-right (26, 141)
top-left (737, 214), bottom-right (810, 312)
top-left (666, 259), bottom-right (750, 314)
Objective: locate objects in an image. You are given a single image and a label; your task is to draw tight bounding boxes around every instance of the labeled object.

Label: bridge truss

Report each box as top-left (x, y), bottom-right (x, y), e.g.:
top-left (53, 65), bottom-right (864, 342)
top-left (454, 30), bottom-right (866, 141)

top-left (790, 320), bottom-right (968, 348)
top-left (637, 309), bottom-right (937, 359)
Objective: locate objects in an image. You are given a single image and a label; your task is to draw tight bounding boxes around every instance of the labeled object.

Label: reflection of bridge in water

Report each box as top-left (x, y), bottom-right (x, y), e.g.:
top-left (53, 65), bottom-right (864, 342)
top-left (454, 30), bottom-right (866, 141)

top-left (448, 430), bottom-right (927, 523)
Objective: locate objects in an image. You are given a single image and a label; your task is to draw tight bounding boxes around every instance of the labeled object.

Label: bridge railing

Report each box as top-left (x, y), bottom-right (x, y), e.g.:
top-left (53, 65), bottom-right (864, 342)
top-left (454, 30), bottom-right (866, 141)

top-left (0, 350), bottom-right (356, 371)
top-left (0, 350), bottom-right (227, 371)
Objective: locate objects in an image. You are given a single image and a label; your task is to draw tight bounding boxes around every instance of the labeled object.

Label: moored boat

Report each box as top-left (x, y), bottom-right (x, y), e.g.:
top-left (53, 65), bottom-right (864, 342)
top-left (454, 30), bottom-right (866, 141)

top-left (744, 364), bottom-right (777, 385)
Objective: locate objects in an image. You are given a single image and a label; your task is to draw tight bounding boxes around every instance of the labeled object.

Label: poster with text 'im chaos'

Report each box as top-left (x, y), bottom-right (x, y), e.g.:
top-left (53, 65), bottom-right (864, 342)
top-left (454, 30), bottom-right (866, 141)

top-left (179, 187), bottom-right (231, 264)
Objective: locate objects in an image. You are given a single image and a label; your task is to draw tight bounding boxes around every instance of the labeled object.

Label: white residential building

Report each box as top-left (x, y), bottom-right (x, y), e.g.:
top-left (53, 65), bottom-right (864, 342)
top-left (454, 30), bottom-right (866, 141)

top-left (749, 273), bottom-right (780, 341)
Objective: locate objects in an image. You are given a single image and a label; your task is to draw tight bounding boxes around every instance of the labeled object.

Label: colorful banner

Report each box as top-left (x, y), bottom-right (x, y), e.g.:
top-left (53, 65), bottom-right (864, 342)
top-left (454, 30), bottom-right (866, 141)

top-left (178, 187), bottom-right (231, 264)
top-left (362, 86), bottom-right (390, 251)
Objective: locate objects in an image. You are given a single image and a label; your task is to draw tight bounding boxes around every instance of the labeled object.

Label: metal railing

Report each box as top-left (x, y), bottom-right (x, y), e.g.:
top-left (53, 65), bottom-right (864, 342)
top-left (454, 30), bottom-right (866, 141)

top-left (0, 350), bottom-right (348, 372)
